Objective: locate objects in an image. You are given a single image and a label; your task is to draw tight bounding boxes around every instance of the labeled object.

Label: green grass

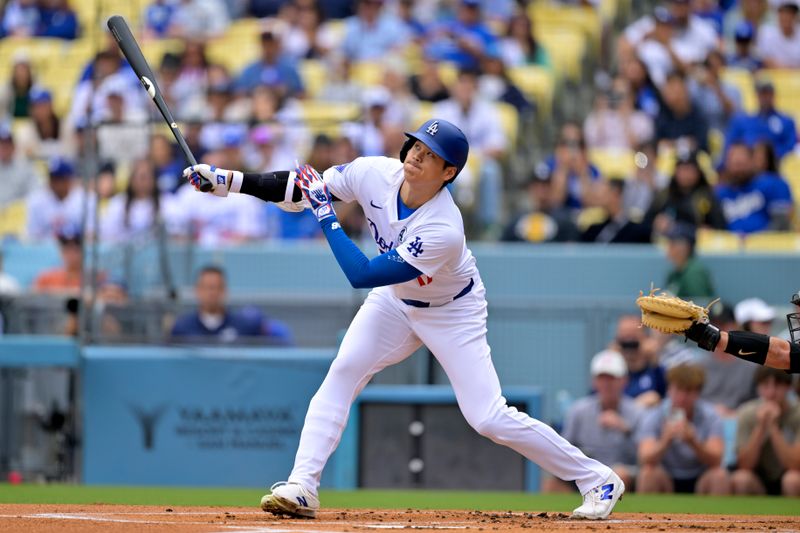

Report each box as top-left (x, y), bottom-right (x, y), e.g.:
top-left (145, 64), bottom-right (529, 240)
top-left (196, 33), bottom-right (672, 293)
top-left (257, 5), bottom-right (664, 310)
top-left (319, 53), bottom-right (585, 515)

top-left (0, 484), bottom-right (797, 516)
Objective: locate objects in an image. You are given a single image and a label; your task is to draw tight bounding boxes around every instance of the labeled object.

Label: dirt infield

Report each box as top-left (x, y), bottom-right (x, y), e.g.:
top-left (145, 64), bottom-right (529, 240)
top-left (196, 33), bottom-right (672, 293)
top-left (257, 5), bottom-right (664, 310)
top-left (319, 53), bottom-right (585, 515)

top-left (1, 505), bottom-right (799, 533)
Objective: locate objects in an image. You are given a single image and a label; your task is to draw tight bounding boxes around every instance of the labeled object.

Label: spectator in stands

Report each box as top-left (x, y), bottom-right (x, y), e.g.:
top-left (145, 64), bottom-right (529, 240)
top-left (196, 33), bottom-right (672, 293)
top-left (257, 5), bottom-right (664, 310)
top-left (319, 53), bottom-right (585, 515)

top-left (171, 265), bottom-right (292, 345)
top-left (33, 231), bottom-right (84, 294)
top-left (655, 72), bottom-right (709, 153)
top-left (645, 148), bottom-right (727, 233)
top-left (318, 55), bottom-right (362, 104)
top-left (662, 222), bottom-right (715, 299)
top-left (424, 0), bottom-right (498, 71)
top-left (692, 0), bottom-right (724, 35)
top-left (620, 55), bottom-right (661, 118)
top-left (499, 11), bottom-right (551, 70)
top-left (169, 0), bottom-right (230, 39)
top-left (433, 68), bottom-right (508, 234)
top-left (725, 79), bottom-right (797, 161)
top-left (581, 180), bottom-right (652, 244)
top-left (101, 159), bottom-right (178, 243)
top-left (756, 0), bottom-right (800, 68)
top-left (544, 350), bottom-right (644, 493)
top-left (283, 2), bottom-right (333, 60)
top-left (15, 88), bottom-right (66, 161)
top-left (348, 86), bottom-right (399, 157)
top-left (0, 123), bottom-right (41, 212)
top-left (150, 133), bottom-right (185, 194)
top-left (247, 85), bottom-right (307, 163)
top-left (1, 0), bottom-right (39, 37)
top-left (36, 0), bottom-right (78, 40)
top-left (501, 164), bottom-right (579, 243)
top-left (341, 0), bottom-right (410, 61)
top-left (698, 301), bottom-right (757, 417)
top-left (734, 298), bottom-right (776, 336)
top-left (726, 21), bottom-right (765, 72)
top-left (584, 77), bottom-right (654, 151)
top-left (613, 315), bottom-right (666, 408)
top-left (396, 0), bottom-right (427, 42)
top-left (236, 24), bottom-right (304, 98)
top-left (171, 41), bottom-right (213, 115)
top-left (733, 367), bottom-right (800, 496)
top-left (545, 122), bottom-right (601, 210)
top-left (478, 54), bottom-right (533, 116)
top-left (0, 53), bottom-right (34, 119)
top-left (716, 142), bottom-right (793, 233)
top-left (409, 56), bottom-right (450, 103)
top-left (723, 0), bottom-right (771, 47)
top-left (622, 140), bottom-right (668, 221)
top-left (753, 141), bottom-right (782, 181)
top-left (637, 364), bottom-right (731, 494)
top-left (634, 6), bottom-right (681, 88)
top-left (619, 0), bottom-right (718, 78)
top-left (94, 161), bottom-right (117, 204)
top-left (688, 50), bottom-right (742, 132)
top-left (143, 0), bottom-right (176, 39)
top-left (26, 158), bottom-right (92, 241)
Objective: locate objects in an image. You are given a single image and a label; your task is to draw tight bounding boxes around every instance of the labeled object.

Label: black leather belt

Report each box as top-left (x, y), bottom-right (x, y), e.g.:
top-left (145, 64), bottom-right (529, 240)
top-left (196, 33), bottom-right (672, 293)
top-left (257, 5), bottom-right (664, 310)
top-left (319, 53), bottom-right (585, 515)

top-left (401, 278), bottom-right (475, 308)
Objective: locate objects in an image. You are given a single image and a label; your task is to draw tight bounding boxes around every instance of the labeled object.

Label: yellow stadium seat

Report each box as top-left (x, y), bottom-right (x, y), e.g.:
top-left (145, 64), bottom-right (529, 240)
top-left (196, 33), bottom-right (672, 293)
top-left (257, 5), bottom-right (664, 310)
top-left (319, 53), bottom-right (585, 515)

top-left (528, 2), bottom-right (601, 52)
top-left (140, 38), bottom-right (184, 68)
top-left (721, 68), bottom-right (757, 113)
top-left (299, 60), bottom-right (325, 98)
top-left (538, 28), bottom-right (586, 82)
top-left (413, 102), bottom-right (433, 129)
top-left (508, 65), bottom-right (554, 117)
top-left (0, 200), bottom-right (27, 239)
top-left (299, 100), bottom-right (360, 137)
top-left (351, 61), bottom-right (385, 88)
top-left (743, 232), bottom-right (800, 253)
top-left (781, 153), bottom-right (800, 203)
top-left (207, 39), bottom-right (259, 73)
top-left (589, 148), bottom-right (634, 179)
top-left (696, 228), bottom-right (742, 253)
top-left (496, 102), bottom-right (519, 148)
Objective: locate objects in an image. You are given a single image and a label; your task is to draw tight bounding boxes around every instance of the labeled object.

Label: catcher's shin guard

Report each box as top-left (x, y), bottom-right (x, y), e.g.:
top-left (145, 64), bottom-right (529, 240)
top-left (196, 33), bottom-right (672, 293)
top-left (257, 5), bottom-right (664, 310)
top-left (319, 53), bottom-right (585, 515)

top-left (685, 321), bottom-right (721, 351)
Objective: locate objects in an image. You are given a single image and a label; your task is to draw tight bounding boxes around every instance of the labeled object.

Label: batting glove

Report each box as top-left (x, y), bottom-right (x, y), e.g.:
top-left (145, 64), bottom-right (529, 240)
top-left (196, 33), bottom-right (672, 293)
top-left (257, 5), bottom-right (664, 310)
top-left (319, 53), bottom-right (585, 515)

top-left (294, 164), bottom-right (335, 222)
top-left (182, 164), bottom-right (242, 198)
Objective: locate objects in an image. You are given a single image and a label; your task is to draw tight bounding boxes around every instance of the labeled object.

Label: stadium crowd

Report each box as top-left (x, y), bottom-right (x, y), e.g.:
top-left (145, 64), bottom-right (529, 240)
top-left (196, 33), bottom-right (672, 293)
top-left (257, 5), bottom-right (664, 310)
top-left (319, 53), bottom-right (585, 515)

top-left (544, 299), bottom-right (800, 497)
top-left (0, 0), bottom-right (797, 248)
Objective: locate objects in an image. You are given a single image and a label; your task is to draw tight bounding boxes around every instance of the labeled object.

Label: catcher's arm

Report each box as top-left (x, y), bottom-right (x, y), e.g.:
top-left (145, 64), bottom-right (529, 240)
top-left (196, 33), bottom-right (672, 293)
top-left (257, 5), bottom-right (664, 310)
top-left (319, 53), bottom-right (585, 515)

top-left (689, 325), bottom-right (799, 373)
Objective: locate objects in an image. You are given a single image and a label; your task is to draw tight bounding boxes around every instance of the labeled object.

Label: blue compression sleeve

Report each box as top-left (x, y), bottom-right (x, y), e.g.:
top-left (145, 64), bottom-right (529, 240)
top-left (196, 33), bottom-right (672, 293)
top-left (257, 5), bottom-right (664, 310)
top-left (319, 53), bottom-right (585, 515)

top-left (320, 216), bottom-right (422, 289)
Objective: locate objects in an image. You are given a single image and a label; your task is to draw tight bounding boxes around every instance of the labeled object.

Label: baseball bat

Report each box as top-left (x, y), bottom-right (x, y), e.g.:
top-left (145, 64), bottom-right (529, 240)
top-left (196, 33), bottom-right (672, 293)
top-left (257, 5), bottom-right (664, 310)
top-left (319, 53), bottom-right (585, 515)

top-left (106, 15), bottom-right (213, 192)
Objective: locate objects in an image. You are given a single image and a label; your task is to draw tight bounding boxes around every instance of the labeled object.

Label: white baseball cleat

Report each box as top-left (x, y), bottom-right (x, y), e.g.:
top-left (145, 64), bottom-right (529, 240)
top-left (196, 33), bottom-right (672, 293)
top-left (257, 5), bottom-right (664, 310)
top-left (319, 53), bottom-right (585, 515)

top-left (571, 471), bottom-right (625, 520)
top-left (260, 481), bottom-right (320, 518)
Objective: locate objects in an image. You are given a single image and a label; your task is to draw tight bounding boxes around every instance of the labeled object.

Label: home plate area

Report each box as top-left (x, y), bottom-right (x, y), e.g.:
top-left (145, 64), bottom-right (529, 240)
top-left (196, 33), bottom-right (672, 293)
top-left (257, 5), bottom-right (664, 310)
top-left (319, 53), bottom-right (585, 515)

top-left (2, 506), bottom-right (800, 533)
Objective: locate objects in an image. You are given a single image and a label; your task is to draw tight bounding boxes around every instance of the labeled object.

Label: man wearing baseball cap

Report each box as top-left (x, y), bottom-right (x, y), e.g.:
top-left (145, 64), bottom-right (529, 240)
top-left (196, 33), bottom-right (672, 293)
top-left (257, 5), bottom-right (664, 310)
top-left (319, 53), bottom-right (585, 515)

top-left (726, 21), bottom-right (765, 71)
top-left (545, 350), bottom-right (644, 493)
top-left (26, 157), bottom-right (93, 240)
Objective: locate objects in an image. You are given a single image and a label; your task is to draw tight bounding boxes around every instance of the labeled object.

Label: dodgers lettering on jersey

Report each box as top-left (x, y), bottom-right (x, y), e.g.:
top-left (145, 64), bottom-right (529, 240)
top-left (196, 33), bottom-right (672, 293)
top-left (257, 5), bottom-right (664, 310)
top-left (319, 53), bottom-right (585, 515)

top-left (322, 157), bottom-right (478, 305)
top-left (716, 174), bottom-right (793, 234)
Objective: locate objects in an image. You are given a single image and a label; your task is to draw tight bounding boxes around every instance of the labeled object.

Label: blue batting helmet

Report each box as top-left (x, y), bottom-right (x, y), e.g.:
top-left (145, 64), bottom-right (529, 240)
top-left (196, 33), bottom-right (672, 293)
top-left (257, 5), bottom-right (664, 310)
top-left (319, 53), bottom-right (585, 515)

top-left (400, 119), bottom-right (469, 182)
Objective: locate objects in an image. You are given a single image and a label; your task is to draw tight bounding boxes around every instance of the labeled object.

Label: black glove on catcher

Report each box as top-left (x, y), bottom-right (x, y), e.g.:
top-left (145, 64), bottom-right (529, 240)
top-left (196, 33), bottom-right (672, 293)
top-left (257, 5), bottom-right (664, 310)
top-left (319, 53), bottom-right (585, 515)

top-left (685, 321), bottom-right (721, 352)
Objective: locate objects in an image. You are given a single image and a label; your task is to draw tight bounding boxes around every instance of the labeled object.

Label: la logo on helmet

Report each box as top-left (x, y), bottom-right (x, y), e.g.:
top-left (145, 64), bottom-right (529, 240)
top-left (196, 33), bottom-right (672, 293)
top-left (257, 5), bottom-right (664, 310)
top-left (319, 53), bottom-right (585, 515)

top-left (426, 121), bottom-right (439, 136)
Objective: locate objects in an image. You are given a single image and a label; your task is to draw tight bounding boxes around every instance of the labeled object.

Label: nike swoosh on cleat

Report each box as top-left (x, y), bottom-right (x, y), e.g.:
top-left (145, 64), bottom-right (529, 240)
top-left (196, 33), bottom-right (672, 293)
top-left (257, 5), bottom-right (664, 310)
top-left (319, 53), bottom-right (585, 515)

top-left (738, 349), bottom-right (757, 356)
top-left (370, 200), bottom-right (383, 209)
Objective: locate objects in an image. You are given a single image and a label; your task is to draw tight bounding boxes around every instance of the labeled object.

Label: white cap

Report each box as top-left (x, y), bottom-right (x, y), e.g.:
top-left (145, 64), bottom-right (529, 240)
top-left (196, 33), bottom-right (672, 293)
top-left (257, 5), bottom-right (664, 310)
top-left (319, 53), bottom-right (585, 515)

top-left (734, 298), bottom-right (776, 324)
top-left (590, 350), bottom-right (628, 378)
top-left (362, 86), bottom-right (391, 109)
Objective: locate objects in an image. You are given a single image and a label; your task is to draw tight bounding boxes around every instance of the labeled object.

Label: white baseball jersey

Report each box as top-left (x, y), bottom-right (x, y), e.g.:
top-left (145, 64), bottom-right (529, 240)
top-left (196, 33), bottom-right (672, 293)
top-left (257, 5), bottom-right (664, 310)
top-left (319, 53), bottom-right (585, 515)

top-left (322, 156), bottom-right (478, 306)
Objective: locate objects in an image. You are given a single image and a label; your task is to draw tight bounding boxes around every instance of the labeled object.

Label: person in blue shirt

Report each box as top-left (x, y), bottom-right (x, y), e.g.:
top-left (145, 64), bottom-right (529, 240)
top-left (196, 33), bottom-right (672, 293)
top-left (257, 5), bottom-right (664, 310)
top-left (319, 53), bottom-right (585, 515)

top-left (726, 21), bottom-right (764, 72)
top-left (423, 0), bottom-right (498, 71)
top-left (170, 265), bottom-right (293, 345)
top-left (544, 122), bottom-right (602, 210)
top-left (341, 0), bottom-right (411, 61)
top-left (716, 142), bottom-right (793, 234)
top-left (36, 0), bottom-right (78, 39)
top-left (235, 27), bottom-right (304, 98)
top-left (614, 315), bottom-right (667, 409)
top-left (143, 0), bottom-right (175, 38)
top-left (725, 80), bottom-right (798, 160)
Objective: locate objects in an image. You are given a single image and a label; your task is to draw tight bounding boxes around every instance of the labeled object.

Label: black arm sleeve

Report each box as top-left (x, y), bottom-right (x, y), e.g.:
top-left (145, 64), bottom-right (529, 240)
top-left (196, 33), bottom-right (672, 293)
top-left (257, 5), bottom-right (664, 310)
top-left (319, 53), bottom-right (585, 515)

top-left (239, 171), bottom-right (340, 203)
top-left (790, 342), bottom-right (800, 374)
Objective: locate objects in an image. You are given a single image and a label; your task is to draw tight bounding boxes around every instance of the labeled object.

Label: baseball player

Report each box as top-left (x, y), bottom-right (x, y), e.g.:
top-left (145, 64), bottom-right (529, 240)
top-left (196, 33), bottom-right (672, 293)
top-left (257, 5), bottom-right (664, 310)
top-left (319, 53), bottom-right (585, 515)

top-left (685, 291), bottom-right (800, 373)
top-left (183, 119), bottom-right (625, 520)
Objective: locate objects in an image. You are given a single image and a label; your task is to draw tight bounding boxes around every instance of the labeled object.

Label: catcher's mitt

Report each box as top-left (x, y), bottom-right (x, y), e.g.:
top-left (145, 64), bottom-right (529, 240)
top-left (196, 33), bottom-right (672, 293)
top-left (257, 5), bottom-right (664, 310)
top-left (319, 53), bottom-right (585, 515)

top-left (636, 284), bottom-right (719, 334)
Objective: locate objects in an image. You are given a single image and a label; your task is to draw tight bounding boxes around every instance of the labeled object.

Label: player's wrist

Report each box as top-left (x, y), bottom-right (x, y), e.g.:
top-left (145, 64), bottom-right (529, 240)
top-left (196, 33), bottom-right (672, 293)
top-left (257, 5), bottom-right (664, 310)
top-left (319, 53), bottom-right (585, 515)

top-left (685, 321), bottom-right (720, 351)
top-left (314, 203), bottom-right (336, 222)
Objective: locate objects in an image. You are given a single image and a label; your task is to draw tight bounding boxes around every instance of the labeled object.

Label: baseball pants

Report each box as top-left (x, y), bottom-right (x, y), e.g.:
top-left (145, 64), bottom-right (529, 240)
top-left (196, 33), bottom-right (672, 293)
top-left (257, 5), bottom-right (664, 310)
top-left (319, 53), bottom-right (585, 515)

top-left (287, 281), bottom-right (611, 495)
